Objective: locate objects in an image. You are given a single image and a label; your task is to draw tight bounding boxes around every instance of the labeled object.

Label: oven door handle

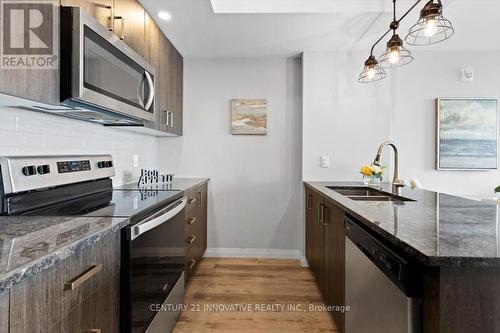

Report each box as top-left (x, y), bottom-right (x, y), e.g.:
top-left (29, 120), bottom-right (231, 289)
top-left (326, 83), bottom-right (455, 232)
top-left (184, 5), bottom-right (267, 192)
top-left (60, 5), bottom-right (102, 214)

top-left (131, 197), bottom-right (186, 240)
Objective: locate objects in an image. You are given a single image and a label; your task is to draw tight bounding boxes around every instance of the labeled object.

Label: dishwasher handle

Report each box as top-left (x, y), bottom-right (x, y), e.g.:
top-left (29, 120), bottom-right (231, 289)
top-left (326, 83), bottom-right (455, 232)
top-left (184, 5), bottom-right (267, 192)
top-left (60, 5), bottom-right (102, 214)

top-left (345, 216), bottom-right (416, 296)
top-left (131, 197), bottom-right (186, 240)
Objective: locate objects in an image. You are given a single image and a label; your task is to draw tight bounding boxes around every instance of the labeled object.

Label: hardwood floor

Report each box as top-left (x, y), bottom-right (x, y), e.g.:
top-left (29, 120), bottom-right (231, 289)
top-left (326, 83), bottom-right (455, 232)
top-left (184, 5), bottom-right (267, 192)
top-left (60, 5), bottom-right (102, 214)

top-left (173, 258), bottom-right (338, 333)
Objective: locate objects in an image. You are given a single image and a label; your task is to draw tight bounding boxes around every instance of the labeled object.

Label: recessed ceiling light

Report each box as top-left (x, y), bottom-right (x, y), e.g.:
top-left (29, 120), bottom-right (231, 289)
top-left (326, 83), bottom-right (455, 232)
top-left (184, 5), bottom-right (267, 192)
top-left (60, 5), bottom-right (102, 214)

top-left (158, 11), bottom-right (171, 21)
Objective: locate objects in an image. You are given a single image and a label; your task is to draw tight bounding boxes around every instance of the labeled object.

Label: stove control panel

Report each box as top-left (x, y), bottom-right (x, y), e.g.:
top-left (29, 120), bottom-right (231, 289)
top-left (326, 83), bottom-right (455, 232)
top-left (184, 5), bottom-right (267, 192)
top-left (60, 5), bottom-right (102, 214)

top-left (57, 160), bottom-right (91, 174)
top-left (0, 155), bottom-right (115, 194)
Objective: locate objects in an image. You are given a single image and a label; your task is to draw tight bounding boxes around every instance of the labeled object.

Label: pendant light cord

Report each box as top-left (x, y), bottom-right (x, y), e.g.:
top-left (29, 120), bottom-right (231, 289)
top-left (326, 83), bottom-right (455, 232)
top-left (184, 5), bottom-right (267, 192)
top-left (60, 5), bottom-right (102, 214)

top-left (393, 0), bottom-right (396, 23)
top-left (368, 0), bottom-right (425, 56)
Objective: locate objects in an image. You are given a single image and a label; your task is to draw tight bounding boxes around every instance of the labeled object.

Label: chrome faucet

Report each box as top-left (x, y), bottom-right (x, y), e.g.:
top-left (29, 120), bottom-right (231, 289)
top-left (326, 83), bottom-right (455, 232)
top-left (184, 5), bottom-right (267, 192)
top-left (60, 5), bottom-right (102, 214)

top-left (373, 141), bottom-right (405, 187)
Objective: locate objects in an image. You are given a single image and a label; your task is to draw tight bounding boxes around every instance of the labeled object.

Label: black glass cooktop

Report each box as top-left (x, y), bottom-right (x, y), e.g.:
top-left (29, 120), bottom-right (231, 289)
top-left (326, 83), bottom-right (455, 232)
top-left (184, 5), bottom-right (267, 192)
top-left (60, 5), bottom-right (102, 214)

top-left (26, 189), bottom-right (182, 222)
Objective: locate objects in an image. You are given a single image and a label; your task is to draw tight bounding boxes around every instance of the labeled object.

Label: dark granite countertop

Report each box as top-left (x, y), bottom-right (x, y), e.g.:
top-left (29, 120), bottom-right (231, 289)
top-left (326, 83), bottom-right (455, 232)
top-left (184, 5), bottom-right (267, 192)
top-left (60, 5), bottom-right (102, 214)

top-left (0, 178), bottom-right (209, 293)
top-left (0, 216), bottom-right (128, 292)
top-left (305, 181), bottom-right (500, 267)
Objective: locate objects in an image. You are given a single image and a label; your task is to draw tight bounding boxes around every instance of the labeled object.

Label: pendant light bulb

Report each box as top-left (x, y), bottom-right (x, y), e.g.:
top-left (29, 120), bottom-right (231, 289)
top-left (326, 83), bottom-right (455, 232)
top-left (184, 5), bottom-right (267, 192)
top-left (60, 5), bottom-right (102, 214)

top-left (366, 66), bottom-right (376, 80)
top-left (388, 48), bottom-right (401, 64)
top-left (423, 17), bottom-right (438, 37)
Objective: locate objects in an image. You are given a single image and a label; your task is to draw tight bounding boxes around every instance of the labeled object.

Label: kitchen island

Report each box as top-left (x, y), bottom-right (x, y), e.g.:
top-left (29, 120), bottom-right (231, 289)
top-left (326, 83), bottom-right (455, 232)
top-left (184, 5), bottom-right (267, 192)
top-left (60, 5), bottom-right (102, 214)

top-left (305, 181), bottom-right (500, 333)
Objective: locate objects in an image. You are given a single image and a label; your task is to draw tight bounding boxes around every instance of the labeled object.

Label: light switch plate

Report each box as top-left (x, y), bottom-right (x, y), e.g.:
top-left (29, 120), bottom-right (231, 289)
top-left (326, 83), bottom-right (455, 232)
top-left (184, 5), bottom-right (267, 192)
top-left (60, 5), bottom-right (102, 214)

top-left (321, 155), bottom-right (330, 168)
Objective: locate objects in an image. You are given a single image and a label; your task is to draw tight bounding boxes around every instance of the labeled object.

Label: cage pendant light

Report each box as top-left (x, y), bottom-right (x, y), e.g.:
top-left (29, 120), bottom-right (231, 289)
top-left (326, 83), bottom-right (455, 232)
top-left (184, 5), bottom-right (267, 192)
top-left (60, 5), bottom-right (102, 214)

top-left (379, 0), bottom-right (413, 68)
top-left (379, 33), bottom-right (414, 68)
top-left (405, 0), bottom-right (454, 45)
top-left (358, 55), bottom-right (387, 83)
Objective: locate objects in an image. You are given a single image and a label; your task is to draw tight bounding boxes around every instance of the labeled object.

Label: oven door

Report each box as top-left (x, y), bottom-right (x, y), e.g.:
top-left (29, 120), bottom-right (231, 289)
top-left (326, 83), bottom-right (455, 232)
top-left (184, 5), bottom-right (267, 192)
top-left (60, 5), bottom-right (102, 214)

top-left (61, 7), bottom-right (155, 123)
top-left (121, 197), bottom-right (186, 333)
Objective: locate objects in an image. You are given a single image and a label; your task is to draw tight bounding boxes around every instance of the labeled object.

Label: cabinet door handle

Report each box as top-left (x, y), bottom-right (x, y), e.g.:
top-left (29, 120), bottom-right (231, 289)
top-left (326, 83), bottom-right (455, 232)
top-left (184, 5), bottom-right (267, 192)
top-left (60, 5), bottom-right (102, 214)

top-left (322, 206), bottom-right (329, 226)
top-left (187, 235), bottom-right (196, 244)
top-left (97, 4), bottom-right (113, 31)
top-left (64, 264), bottom-right (102, 291)
top-left (307, 194), bottom-right (313, 210)
top-left (196, 192), bottom-right (202, 208)
top-left (87, 330), bottom-right (101, 333)
top-left (188, 198), bottom-right (196, 204)
top-left (318, 203), bottom-right (326, 225)
top-left (170, 112), bottom-right (174, 127)
top-left (188, 217), bottom-right (197, 225)
top-left (113, 16), bottom-right (125, 40)
top-left (188, 259), bottom-right (196, 270)
top-left (164, 110), bottom-right (170, 126)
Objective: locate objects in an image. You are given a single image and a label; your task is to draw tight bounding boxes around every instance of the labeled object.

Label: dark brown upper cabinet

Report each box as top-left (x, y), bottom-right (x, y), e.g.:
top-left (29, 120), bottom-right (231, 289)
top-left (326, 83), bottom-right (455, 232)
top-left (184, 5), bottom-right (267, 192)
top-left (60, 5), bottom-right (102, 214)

top-left (113, 0), bottom-right (145, 56)
top-left (0, 0), bottom-right (183, 137)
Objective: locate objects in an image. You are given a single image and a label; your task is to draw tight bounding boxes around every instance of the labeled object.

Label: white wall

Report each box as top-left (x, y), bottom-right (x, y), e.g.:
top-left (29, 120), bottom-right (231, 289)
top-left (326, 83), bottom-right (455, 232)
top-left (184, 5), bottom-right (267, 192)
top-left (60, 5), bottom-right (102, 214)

top-left (303, 50), bottom-right (500, 197)
top-left (157, 58), bottom-right (303, 254)
top-left (0, 107), bottom-right (158, 186)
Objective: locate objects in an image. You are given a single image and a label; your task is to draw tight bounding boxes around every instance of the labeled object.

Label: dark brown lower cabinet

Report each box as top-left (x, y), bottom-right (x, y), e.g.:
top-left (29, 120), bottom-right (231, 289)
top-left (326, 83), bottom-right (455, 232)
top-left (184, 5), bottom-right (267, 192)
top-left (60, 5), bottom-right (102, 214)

top-left (305, 185), bottom-right (346, 333)
top-left (323, 199), bottom-right (345, 332)
top-left (185, 183), bottom-right (208, 284)
top-left (8, 232), bottom-right (120, 333)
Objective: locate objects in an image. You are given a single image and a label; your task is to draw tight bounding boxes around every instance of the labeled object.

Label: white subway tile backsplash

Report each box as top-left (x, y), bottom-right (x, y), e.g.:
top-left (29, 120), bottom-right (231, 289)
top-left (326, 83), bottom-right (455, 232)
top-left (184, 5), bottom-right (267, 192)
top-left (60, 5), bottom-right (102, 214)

top-left (0, 106), bottom-right (158, 186)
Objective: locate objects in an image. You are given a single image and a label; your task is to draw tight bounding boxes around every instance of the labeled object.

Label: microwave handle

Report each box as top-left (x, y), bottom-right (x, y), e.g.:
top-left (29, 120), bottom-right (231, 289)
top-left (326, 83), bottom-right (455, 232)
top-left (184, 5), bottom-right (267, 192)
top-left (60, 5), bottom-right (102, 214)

top-left (144, 71), bottom-right (155, 110)
top-left (137, 74), bottom-right (146, 108)
top-left (131, 197), bottom-right (186, 240)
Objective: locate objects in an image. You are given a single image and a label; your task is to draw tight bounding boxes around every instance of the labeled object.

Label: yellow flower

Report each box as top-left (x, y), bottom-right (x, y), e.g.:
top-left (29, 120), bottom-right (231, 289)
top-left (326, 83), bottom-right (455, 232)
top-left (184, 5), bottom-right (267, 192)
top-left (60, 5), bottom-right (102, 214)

top-left (360, 165), bottom-right (373, 176)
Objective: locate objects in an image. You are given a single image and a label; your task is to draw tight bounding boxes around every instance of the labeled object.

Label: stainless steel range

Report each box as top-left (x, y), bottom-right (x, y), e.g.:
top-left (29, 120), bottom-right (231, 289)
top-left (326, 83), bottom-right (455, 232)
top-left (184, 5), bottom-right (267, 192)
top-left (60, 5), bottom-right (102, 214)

top-left (0, 155), bottom-right (186, 333)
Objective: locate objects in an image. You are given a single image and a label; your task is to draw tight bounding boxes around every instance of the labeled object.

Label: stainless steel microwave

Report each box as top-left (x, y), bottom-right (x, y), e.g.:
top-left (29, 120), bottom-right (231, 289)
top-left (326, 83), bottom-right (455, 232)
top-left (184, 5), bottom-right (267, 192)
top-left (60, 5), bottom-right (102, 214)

top-left (59, 7), bottom-right (155, 125)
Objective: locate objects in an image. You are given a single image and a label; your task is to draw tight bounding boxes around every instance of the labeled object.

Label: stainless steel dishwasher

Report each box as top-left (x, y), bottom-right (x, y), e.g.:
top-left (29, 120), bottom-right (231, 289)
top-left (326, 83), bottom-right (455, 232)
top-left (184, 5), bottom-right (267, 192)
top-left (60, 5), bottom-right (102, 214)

top-left (345, 216), bottom-right (422, 333)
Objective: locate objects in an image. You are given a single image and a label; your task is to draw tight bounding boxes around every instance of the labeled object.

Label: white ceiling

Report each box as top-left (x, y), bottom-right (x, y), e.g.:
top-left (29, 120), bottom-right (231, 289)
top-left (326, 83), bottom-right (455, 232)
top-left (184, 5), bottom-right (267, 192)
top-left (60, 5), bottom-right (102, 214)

top-left (140, 0), bottom-right (500, 59)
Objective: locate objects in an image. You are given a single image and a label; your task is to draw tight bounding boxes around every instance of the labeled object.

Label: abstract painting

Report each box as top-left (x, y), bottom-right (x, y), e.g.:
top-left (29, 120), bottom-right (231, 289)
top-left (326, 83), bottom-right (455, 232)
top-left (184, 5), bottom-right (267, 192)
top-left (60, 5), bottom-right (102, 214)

top-left (231, 99), bottom-right (267, 135)
top-left (436, 98), bottom-right (498, 170)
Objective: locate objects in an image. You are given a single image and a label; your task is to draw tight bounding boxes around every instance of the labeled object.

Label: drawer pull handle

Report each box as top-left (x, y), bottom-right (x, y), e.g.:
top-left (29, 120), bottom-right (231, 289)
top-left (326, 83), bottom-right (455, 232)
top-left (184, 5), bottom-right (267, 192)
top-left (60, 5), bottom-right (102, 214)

top-left (188, 217), bottom-right (197, 225)
top-left (187, 235), bottom-right (196, 244)
top-left (188, 198), bottom-right (196, 204)
top-left (87, 330), bottom-right (101, 333)
top-left (64, 264), bottom-right (102, 291)
top-left (188, 259), bottom-right (196, 270)
top-left (196, 192), bottom-right (202, 208)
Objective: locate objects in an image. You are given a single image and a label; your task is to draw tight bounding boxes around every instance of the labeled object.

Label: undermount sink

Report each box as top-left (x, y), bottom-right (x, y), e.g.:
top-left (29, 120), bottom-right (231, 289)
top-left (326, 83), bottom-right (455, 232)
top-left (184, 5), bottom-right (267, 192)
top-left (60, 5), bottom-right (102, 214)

top-left (326, 186), bottom-right (415, 203)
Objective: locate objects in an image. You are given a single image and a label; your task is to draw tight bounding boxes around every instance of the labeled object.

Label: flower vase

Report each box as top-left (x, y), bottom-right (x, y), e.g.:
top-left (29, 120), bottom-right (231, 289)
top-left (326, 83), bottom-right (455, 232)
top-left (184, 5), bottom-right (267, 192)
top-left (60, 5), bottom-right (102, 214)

top-left (364, 175), bottom-right (382, 187)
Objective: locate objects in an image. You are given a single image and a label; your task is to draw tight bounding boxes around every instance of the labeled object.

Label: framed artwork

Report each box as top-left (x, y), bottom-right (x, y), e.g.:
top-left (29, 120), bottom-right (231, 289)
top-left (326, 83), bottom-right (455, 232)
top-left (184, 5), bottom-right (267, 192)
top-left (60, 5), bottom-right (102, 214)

top-left (231, 99), bottom-right (267, 135)
top-left (436, 98), bottom-right (498, 170)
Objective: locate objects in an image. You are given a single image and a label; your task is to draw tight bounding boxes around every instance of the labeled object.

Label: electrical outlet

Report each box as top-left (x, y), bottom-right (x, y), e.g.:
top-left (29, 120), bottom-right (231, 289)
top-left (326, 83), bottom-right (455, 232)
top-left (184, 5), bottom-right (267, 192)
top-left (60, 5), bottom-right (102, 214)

top-left (133, 154), bottom-right (139, 168)
top-left (321, 155), bottom-right (330, 168)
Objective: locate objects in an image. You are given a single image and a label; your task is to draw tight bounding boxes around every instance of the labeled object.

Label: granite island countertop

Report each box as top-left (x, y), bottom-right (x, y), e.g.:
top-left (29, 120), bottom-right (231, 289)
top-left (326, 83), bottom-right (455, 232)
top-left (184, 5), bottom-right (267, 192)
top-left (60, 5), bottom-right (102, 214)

top-left (305, 181), bottom-right (500, 267)
top-left (0, 216), bottom-right (129, 292)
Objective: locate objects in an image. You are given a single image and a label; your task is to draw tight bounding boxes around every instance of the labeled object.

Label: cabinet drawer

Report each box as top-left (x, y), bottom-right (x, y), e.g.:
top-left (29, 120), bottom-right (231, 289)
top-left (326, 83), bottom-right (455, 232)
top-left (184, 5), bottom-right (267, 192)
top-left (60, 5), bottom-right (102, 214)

top-left (10, 232), bottom-right (120, 333)
top-left (63, 232), bottom-right (120, 310)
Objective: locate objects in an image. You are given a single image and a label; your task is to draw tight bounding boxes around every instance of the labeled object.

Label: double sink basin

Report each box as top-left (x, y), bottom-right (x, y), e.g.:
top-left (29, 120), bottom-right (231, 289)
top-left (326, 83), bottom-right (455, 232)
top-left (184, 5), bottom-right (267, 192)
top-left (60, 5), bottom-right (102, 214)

top-left (327, 186), bottom-right (416, 203)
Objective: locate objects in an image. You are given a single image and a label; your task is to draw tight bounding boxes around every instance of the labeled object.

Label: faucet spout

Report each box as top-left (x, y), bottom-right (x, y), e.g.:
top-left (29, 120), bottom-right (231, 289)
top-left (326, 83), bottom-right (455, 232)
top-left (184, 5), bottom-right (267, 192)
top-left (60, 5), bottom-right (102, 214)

top-left (372, 141), bottom-right (405, 187)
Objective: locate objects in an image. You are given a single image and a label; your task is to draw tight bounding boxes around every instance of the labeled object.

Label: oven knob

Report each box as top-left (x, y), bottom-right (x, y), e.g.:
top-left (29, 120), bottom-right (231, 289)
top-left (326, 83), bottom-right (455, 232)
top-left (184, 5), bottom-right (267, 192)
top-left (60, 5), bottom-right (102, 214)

top-left (97, 161), bottom-right (105, 169)
top-left (22, 166), bottom-right (37, 176)
top-left (105, 161), bottom-right (113, 168)
top-left (37, 165), bottom-right (50, 175)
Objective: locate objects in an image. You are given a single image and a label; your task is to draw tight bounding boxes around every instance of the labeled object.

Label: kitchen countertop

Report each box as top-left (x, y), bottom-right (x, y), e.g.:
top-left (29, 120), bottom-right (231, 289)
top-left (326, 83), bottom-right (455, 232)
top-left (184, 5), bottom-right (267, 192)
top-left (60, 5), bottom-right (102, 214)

top-left (0, 216), bottom-right (128, 292)
top-left (0, 177), bottom-right (209, 293)
top-left (305, 181), bottom-right (500, 267)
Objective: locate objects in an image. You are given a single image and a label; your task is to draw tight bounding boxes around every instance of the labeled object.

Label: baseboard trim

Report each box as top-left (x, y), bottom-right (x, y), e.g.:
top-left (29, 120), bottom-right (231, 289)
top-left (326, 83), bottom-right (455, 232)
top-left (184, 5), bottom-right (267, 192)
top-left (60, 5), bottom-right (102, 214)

top-left (204, 247), bottom-right (306, 262)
